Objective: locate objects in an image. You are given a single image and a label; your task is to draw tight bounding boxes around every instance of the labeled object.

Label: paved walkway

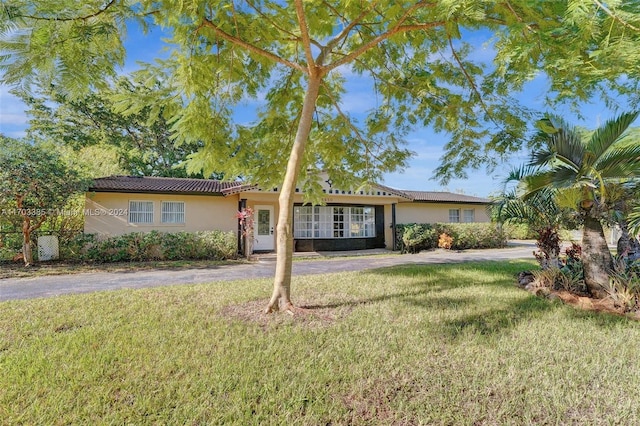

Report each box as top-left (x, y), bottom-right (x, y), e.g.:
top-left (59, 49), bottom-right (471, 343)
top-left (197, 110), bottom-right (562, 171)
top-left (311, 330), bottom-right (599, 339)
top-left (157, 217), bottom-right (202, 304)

top-left (0, 242), bottom-right (537, 302)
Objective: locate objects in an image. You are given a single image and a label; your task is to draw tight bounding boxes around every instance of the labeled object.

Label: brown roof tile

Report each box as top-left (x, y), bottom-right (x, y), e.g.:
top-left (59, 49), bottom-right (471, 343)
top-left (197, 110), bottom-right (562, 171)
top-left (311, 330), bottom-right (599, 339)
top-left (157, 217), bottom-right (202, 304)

top-left (89, 176), bottom-right (491, 204)
top-left (89, 176), bottom-right (254, 196)
top-left (401, 190), bottom-right (491, 204)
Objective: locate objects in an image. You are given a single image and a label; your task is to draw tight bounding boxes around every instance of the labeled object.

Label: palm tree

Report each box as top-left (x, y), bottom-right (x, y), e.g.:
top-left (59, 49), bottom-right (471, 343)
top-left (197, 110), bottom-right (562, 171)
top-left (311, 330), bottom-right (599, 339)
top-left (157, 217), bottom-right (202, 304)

top-left (607, 183), bottom-right (640, 258)
top-left (494, 167), bottom-right (576, 269)
top-left (521, 111), bottom-right (640, 298)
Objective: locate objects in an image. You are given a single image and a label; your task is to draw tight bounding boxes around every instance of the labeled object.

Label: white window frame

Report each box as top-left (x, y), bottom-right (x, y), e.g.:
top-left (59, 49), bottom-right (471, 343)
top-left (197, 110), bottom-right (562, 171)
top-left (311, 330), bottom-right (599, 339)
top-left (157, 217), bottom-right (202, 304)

top-left (463, 209), bottom-right (475, 223)
top-left (294, 205), bottom-right (376, 239)
top-left (129, 201), bottom-right (154, 224)
top-left (449, 209), bottom-right (460, 223)
top-left (293, 206), bottom-right (313, 238)
top-left (161, 201), bottom-right (185, 224)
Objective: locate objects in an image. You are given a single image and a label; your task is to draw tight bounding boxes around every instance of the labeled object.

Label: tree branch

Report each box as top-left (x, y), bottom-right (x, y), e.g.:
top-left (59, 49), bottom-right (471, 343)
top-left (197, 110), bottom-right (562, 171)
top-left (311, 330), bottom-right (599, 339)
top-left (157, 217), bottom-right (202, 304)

top-left (447, 35), bottom-right (515, 137)
top-left (320, 1), bottom-right (381, 57)
top-left (294, 0), bottom-right (315, 69)
top-left (321, 81), bottom-right (386, 164)
top-left (200, 19), bottom-right (306, 73)
top-left (16, 0), bottom-right (118, 21)
top-left (245, 0), bottom-right (299, 41)
top-left (326, 2), bottom-right (443, 73)
top-left (447, 35), bottom-right (485, 109)
top-left (592, 0), bottom-right (640, 32)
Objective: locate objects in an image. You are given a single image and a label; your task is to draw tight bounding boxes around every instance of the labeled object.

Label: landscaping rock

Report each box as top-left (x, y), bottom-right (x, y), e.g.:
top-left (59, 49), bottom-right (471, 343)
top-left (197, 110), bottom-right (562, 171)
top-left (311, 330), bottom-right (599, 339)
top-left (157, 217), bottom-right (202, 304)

top-left (517, 271), bottom-right (535, 287)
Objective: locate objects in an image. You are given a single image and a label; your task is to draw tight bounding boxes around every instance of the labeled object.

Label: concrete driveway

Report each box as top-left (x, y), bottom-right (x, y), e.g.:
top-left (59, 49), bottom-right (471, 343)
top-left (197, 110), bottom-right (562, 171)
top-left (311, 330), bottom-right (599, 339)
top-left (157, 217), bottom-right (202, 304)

top-left (0, 242), bottom-right (536, 302)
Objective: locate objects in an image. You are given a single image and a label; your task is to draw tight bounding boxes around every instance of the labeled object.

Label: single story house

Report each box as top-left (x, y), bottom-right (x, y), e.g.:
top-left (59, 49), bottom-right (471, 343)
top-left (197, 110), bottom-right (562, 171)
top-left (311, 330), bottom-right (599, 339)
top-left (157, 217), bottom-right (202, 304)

top-left (85, 175), bottom-right (491, 252)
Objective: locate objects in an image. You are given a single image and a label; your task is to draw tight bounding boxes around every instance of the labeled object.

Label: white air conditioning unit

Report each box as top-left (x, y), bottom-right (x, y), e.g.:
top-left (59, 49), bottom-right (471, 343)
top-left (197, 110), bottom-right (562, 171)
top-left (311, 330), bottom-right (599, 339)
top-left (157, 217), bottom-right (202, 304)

top-left (38, 235), bottom-right (59, 261)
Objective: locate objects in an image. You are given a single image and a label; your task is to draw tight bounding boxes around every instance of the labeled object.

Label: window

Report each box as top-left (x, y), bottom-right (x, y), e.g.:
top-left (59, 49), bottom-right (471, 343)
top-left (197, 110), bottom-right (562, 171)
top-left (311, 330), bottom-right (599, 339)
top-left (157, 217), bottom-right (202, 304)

top-left (463, 209), bottom-right (475, 223)
top-left (314, 206), bottom-right (333, 238)
top-left (162, 201), bottom-right (185, 224)
top-left (449, 209), bottom-right (460, 223)
top-left (129, 201), bottom-right (154, 224)
top-left (294, 206), bottom-right (313, 238)
top-left (333, 207), bottom-right (345, 238)
top-left (294, 206), bottom-right (376, 238)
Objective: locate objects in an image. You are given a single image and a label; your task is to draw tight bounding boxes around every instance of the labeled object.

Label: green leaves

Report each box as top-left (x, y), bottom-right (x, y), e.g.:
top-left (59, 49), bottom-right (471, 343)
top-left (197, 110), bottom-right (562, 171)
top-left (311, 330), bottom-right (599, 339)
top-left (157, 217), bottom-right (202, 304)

top-left (514, 110), bottom-right (640, 213)
top-left (2, 0), bottom-right (640, 191)
top-left (0, 136), bottom-right (89, 215)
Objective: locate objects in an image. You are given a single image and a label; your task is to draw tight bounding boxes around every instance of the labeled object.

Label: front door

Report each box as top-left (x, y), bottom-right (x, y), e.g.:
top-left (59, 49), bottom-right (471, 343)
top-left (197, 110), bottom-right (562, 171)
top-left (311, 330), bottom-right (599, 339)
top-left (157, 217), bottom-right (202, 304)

top-left (253, 205), bottom-right (274, 251)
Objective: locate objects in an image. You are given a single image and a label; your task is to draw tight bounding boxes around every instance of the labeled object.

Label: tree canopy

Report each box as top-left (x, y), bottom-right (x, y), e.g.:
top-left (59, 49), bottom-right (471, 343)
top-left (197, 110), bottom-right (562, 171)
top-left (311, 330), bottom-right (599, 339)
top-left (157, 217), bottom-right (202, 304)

top-left (0, 136), bottom-right (89, 265)
top-left (18, 76), bottom-right (207, 178)
top-left (3, 1), bottom-right (640, 186)
top-left (3, 0), bottom-right (640, 311)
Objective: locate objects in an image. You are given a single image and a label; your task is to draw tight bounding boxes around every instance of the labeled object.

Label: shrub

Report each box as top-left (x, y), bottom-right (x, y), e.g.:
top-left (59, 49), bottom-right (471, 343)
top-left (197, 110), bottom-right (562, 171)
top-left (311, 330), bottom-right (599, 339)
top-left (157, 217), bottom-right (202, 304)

top-left (605, 257), bottom-right (640, 312)
top-left (62, 230), bottom-right (238, 263)
top-left (438, 233), bottom-right (453, 249)
top-left (502, 223), bottom-right (537, 240)
top-left (435, 223), bottom-right (507, 250)
top-left (396, 223), bottom-right (437, 253)
top-left (0, 232), bottom-right (24, 261)
top-left (395, 223), bottom-right (506, 253)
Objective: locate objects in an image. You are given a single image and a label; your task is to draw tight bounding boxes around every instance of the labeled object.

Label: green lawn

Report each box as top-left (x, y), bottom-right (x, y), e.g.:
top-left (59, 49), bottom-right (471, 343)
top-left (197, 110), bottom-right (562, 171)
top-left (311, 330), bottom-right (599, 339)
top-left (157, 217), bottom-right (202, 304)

top-left (2, 260), bottom-right (640, 424)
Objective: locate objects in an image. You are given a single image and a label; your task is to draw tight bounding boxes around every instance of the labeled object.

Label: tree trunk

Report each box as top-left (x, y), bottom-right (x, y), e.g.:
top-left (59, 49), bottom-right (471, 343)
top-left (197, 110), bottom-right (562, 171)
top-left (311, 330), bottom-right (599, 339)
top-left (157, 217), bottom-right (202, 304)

top-left (265, 72), bottom-right (322, 314)
top-left (582, 215), bottom-right (613, 298)
top-left (22, 216), bottom-right (33, 266)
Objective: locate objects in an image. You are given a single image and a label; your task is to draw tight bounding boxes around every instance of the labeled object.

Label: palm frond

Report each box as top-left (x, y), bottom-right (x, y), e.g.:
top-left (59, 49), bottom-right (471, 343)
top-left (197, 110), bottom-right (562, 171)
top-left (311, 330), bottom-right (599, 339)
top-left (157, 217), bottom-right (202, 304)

top-left (629, 206), bottom-right (640, 236)
top-left (501, 164), bottom-right (539, 193)
top-left (594, 144), bottom-right (640, 179)
top-left (521, 171), bottom-right (556, 198)
top-left (529, 127), bottom-right (584, 171)
top-left (587, 110), bottom-right (640, 159)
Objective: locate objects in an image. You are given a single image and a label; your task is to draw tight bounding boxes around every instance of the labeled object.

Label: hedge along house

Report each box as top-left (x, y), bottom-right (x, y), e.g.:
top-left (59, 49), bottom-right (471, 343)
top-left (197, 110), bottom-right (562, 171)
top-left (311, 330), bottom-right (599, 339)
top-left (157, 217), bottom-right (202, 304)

top-left (85, 175), bottom-right (491, 253)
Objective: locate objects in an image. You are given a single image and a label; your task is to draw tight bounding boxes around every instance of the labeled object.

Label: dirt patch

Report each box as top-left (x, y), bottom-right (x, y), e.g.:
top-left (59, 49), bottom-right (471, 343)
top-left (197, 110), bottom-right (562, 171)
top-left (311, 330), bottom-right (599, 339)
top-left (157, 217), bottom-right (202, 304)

top-left (342, 375), bottom-right (420, 424)
top-left (552, 290), bottom-right (640, 319)
top-left (0, 259), bottom-right (241, 279)
top-left (527, 287), bottom-right (640, 320)
top-left (219, 298), bottom-right (359, 329)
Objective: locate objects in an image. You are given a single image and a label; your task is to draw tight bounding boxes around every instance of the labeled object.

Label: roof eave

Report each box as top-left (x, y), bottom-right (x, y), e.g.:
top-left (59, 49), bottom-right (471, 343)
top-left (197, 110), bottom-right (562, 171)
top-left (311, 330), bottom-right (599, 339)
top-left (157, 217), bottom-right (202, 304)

top-left (87, 188), bottom-right (226, 197)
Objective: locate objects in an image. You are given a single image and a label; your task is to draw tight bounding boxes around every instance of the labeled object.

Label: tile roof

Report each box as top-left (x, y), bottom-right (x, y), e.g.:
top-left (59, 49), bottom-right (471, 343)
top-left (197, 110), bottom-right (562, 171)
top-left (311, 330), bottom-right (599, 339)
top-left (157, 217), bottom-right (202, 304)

top-left (89, 176), bottom-right (255, 196)
top-left (400, 190), bottom-right (491, 204)
top-left (89, 176), bottom-right (491, 204)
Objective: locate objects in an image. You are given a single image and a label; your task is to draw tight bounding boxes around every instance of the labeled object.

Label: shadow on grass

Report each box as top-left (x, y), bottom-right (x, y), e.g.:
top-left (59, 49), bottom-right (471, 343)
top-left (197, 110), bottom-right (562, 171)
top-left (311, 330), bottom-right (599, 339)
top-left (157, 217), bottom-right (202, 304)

top-left (301, 291), bottom-right (474, 312)
top-left (373, 261), bottom-right (560, 338)
top-left (303, 260), bottom-right (633, 337)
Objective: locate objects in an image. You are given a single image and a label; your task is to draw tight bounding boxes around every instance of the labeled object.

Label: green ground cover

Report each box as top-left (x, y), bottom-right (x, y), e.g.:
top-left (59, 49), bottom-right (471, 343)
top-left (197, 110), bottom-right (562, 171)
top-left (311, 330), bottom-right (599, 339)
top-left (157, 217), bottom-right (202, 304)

top-left (2, 260), bottom-right (640, 424)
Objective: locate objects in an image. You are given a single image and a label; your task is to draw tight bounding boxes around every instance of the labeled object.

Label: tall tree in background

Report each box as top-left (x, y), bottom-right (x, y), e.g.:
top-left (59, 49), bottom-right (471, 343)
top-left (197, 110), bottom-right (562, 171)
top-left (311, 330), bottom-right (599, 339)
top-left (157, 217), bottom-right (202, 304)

top-left (2, 1), bottom-right (640, 313)
top-left (19, 76), bottom-right (205, 178)
top-left (0, 136), bottom-right (89, 265)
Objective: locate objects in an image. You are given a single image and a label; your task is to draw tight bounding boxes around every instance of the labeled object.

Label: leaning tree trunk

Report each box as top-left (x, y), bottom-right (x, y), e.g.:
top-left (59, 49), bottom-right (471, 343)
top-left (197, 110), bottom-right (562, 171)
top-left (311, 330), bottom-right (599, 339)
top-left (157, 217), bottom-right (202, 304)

top-left (582, 215), bottom-right (613, 299)
top-left (265, 72), bottom-right (322, 314)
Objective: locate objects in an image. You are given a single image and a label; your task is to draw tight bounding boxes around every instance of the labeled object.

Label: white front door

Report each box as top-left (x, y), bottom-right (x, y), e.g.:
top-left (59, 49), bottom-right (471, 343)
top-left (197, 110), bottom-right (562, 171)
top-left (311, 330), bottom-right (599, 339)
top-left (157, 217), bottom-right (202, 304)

top-left (253, 205), bottom-right (275, 251)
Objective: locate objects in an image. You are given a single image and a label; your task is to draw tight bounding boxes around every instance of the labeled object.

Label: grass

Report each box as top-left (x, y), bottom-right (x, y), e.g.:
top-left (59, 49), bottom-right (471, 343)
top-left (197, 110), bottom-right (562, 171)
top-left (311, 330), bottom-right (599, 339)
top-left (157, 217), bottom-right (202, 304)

top-left (2, 260), bottom-right (640, 424)
top-left (0, 250), bottom-right (395, 278)
top-left (0, 259), bottom-right (245, 279)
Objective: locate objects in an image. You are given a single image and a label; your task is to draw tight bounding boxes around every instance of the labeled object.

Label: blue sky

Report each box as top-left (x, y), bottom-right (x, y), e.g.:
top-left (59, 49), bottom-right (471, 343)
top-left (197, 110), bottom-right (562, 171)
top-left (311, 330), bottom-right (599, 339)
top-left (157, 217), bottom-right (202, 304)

top-left (0, 22), bottom-right (626, 197)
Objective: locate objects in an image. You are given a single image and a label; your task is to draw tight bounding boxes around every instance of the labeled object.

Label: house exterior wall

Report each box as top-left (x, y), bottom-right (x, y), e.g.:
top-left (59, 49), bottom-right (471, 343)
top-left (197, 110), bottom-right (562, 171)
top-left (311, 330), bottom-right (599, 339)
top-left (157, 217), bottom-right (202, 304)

top-left (244, 190), bottom-right (402, 251)
top-left (84, 186), bottom-right (490, 252)
top-left (395, 203), bottom-right (490, 224)
top-left (84, 192), bottom-right (239, 235)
